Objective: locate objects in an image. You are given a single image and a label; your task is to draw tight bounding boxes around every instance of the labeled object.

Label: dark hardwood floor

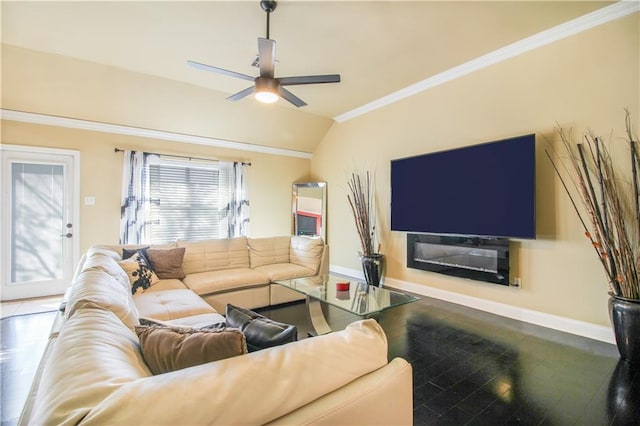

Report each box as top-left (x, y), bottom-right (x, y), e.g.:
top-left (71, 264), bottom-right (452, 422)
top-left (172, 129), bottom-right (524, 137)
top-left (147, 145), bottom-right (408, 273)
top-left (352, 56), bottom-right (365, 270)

top-left (2, 293), bottom-right (639, 425)
top-left (261, 293), bottom-right (639, 426)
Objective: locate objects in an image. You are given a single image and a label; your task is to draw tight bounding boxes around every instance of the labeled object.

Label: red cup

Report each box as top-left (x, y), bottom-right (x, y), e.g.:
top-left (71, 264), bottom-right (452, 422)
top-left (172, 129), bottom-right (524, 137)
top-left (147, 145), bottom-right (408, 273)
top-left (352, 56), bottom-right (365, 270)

top-left (336, 281), bottom-right (350, 291)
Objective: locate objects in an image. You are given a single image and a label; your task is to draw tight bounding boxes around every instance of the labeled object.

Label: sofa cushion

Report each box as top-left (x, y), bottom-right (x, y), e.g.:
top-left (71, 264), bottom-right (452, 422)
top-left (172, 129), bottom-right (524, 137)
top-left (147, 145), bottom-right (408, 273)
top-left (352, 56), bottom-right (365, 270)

top-left (30, 308), bottom-right (151, 425)
top-left (290, 236), bottom-right (324, 274)
top-left (225, 304), bottom-right (297, 352)
top-left (144, 278), bottom-right (188, 292)
top-left (118, 252), bottom-right (160, 295)
top-left (252, 263), bottom-right (316, 281)
top-left (146, 247), bottom-right (186, 279)
top-left (81, 253), bottom-right (130, 290)
top-left (183, 268), bottom-right (270, 296)
top-left (248, 236), bottom-right (291, 268)
top-left (86, 246), bottom-right (122, 261)
top-left (179, 237), bottom-right (250, 274)
top-left (135, 325), bottom-right (247, 374)
top-left (65, 270), bottom-right (140, 328)
top-left (133, 288), bottom-right (217, 321)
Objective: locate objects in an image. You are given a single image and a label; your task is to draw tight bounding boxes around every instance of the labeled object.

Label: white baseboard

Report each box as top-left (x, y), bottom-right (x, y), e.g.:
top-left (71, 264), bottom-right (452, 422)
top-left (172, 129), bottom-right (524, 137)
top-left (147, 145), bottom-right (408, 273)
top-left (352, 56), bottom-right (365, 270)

top-left (329, 264), bottom-right (615, 344)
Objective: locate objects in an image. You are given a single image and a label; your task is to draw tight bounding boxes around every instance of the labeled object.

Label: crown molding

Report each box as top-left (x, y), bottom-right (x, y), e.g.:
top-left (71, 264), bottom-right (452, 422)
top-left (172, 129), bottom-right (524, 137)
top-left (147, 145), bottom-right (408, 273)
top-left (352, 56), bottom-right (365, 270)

top-left (334, 1), bottom-right (640, 123)
top-left (0, 109), bottom-right (313, 160)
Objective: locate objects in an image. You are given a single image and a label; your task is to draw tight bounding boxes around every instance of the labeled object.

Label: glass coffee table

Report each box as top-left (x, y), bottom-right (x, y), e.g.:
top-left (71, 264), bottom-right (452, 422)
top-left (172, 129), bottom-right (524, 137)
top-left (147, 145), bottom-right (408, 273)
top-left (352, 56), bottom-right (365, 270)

top-left (273, 275), bottom-right (418, 335)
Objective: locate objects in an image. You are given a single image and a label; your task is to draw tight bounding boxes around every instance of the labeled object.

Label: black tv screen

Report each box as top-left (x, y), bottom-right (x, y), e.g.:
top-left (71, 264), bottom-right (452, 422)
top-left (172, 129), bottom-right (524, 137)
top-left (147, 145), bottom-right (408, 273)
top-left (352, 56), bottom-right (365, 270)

top-left (390, 134), bottom-right (536, 239)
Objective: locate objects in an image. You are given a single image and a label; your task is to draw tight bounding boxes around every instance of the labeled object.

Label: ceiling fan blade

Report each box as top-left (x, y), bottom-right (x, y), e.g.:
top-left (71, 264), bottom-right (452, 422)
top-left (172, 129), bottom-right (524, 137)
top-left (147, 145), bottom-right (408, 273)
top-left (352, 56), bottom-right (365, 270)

top-left (258, 37), bottom-right (276, 78)
top-left (279, 87), bottom-right (307, 108)
top-left (187, 60), bottom-right (255, 82)
top-left (227, 86), bottom-right (255, 101)
top-left (279, 74), bottom-right (341, 86)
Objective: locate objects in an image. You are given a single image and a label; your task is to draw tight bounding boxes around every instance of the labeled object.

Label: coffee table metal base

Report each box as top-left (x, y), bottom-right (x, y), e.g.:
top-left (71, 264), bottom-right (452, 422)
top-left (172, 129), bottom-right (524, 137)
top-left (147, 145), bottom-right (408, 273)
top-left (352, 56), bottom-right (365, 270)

top-left (308, 296), bottom-right (332, 335)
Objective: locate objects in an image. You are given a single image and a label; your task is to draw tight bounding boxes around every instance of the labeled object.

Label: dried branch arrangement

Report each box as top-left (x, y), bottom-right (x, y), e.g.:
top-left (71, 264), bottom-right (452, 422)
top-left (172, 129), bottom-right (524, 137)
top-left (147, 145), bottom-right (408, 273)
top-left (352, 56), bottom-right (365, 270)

top-left (547, 110), bottom-right (640, 299)
top-left (347, 171), bottom-right (378, 256)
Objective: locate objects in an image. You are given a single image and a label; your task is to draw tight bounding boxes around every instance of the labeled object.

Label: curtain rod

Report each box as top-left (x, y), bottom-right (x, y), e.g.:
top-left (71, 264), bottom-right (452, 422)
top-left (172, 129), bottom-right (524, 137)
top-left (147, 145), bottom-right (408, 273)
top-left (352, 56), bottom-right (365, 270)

top-left (114, 148), bottom-right (251, 166)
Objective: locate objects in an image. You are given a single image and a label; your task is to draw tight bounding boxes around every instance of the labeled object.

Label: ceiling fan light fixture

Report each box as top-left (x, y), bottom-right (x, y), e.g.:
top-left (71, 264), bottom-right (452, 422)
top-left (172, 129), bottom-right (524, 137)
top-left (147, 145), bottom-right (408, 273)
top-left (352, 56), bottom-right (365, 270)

top-left (255, 90), bottom-right (279, 103)
top-left (254, 76), bottom-right (280, 104)
top-left (186, 0), bottom-right (340, 108)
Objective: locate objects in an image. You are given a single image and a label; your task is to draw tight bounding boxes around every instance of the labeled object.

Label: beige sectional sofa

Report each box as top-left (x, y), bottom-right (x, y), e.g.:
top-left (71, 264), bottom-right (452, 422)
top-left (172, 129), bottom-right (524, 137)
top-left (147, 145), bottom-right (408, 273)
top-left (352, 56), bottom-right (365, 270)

top-left (87, 235), bottom-right (328, 314)
top-left (20, 236), bottom-right (413, 425)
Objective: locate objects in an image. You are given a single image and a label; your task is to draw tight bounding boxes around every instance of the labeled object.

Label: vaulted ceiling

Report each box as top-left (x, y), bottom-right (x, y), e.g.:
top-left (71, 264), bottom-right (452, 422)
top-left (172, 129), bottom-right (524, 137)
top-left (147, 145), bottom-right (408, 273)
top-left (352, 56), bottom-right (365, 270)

top-left (2, 0), bottom-right (611, 123)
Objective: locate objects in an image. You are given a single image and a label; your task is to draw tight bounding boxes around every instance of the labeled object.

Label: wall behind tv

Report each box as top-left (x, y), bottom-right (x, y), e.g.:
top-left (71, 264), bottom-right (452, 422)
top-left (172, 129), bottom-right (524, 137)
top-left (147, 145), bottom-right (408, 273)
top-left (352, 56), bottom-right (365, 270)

top-left (312, 13), bottom-right (638, 330)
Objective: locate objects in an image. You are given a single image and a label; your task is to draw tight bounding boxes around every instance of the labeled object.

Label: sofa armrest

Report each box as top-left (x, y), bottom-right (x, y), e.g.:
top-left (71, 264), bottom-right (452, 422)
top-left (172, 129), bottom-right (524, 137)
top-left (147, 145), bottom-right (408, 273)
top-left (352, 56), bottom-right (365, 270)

top-left (266, 357), bottom-right (413, 425)
top-left (80, 319), bottom-right (390, 425)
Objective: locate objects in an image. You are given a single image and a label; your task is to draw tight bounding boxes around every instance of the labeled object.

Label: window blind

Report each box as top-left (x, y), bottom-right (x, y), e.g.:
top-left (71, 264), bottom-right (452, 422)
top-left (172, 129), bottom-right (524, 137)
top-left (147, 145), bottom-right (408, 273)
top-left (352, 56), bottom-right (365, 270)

top-left (149, 160), bottom-right (231, 244)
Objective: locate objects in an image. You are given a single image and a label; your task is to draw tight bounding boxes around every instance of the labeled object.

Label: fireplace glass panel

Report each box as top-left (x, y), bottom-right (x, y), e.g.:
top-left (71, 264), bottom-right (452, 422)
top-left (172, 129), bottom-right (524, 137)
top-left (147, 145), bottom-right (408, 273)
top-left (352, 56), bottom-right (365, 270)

top-left (407, 234), bottom-right (510, 285)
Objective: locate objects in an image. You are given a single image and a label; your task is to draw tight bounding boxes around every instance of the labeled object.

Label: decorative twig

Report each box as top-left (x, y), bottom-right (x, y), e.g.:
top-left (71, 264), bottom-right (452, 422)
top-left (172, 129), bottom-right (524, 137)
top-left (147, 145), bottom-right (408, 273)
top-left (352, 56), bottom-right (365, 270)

top-left (549, 112), bottom-right (639, 298)
top-left (347, 171), bottom-right (377, 256)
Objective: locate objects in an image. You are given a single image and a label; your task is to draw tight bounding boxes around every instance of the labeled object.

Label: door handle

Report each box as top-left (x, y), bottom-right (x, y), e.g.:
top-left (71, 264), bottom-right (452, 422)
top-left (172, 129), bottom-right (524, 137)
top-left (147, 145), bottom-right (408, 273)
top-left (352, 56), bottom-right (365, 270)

top-left (60, 233), bottom-right (73, 238)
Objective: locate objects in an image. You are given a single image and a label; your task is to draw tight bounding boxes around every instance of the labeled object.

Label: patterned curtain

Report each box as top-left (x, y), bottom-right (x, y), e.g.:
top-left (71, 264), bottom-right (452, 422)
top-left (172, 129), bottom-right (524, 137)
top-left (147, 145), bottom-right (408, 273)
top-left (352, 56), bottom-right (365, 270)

top-left (222, 161), bottom-right (250, 237)
top-left (119, 151), bottom-right (158, 244)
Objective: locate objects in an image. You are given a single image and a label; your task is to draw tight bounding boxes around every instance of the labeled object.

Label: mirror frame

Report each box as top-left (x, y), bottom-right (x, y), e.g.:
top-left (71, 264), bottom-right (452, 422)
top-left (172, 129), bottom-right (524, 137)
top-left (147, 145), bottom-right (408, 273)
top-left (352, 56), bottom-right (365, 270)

top-left (292, 182), bottom-right (327, 241)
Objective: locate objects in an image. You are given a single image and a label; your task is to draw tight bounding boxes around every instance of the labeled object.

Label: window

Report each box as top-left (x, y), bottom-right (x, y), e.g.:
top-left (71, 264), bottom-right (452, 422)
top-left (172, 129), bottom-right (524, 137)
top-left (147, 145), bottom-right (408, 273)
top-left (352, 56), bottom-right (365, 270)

top-left (120, 151), bottom-right (249, 245)
top-left (148, 158), bottom-right (230, 244)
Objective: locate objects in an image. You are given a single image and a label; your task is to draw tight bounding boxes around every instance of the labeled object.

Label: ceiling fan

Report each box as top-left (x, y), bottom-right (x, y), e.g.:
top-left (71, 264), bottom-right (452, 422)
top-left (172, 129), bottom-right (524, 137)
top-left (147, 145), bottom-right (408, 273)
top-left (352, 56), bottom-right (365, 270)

top-left (187, 0), bottom-right (341, 108)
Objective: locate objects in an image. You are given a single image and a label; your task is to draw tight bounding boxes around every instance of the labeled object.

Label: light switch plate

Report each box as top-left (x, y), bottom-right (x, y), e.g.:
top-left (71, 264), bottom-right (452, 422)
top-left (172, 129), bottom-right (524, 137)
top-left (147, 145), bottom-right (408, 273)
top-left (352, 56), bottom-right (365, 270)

top-left (84, 196), bottom-right (96, 206)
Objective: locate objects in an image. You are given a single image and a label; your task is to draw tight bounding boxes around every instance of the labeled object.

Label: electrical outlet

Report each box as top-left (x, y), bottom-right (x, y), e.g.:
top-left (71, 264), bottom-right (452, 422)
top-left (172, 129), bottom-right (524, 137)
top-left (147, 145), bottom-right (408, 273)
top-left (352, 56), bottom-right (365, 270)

top-left (84, 196), bottom-right (96, 206)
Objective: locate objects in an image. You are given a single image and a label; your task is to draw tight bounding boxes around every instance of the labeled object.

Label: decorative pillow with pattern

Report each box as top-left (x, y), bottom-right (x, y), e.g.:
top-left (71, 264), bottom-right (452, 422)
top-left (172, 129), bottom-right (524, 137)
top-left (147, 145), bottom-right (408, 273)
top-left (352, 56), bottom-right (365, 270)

top-left (122, 247), bottom-right (150, 262)
top-left (118, 252), bottom-right (160, 295)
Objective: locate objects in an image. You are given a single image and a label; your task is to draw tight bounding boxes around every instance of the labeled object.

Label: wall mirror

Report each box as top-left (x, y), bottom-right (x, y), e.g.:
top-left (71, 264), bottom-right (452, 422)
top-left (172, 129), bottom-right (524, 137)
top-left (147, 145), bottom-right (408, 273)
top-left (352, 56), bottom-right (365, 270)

top-left (292, 182), bottom-right (327, 241)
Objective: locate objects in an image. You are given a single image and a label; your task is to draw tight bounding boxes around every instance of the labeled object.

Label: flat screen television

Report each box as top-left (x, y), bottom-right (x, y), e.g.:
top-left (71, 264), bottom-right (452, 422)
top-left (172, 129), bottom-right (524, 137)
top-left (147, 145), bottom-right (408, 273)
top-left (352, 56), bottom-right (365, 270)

top-left (390, 134), bottom-right (536, 239)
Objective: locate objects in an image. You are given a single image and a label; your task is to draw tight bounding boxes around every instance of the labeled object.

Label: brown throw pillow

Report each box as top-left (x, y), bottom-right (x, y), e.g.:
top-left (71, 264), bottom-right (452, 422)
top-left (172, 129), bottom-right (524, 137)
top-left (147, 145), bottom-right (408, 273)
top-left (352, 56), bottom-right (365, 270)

top-left (135, 325), bottom-right (247, 374)
top-left (146, 247), bottom-right (186, 280)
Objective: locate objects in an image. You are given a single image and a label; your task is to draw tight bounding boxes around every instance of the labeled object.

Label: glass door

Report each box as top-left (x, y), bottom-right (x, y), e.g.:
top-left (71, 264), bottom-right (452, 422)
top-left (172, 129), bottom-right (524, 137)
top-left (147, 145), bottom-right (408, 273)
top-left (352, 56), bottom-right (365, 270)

top-left (1, 145), bottom-right (79, 301)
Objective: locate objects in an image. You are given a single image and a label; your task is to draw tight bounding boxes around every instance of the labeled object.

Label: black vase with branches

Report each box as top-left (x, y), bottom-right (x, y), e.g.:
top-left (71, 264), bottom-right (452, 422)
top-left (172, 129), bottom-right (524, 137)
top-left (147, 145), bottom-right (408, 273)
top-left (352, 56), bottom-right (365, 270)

top-left (548, 109), bottom-right (640, 363)
top-left (347, 171), bottom-right (384, 286)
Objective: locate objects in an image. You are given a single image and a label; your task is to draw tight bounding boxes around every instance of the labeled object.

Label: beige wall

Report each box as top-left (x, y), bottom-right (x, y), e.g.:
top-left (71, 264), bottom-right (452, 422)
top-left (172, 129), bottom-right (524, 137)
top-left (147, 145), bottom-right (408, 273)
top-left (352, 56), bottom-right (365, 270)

top-left (0, 120), bottom-right (310, 253)
top-left (1, 44), bottom-right (317, 253)
top-left (312, 14), bottom-right (639, 327)
top-left (1, 44), bottom-right (333, 153)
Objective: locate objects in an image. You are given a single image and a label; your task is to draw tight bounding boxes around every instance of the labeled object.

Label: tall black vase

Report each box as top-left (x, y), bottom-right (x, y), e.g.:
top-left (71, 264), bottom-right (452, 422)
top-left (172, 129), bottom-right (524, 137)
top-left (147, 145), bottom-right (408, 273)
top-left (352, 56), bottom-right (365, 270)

top-left (361, 253), bottom-right (385, 287)
top-left (609, 294), bottom-right (640, 364)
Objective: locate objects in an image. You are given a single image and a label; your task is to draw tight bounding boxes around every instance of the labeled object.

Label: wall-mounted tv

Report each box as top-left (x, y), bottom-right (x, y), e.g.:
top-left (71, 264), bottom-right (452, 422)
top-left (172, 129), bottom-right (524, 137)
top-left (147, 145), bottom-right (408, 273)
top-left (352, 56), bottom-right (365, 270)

top-left (390, 134), bottom-right (536, 239)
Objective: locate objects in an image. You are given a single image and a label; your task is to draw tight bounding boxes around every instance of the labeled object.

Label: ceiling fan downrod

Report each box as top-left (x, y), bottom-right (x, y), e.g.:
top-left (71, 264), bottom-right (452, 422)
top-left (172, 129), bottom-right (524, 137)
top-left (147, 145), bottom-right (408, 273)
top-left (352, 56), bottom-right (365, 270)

top-left (260, 0), bottom-right (277, 39)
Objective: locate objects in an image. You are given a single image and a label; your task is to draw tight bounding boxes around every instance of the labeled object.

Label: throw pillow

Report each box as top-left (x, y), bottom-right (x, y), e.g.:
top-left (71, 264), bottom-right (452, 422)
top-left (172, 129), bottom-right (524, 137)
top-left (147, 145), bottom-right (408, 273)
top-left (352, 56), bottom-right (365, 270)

top-left (118, 252), bottom-right (160, 295)
top-left (145, 247), bottom-right (186, 280)
top-left (122, 247), bottom-right (150, 261)
top-left (225, 304), bottom-right (298, 352)
top-left (139, 316), bottom-right (226, 330)
top-left (135, 325), bottom-right (247, 374)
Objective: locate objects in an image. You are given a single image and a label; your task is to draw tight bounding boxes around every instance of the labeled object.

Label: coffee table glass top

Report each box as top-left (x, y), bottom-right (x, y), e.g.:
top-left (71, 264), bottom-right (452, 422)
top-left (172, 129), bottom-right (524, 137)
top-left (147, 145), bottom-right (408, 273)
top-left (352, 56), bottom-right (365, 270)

top-left (274, 275), bottom-right (418, 316)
